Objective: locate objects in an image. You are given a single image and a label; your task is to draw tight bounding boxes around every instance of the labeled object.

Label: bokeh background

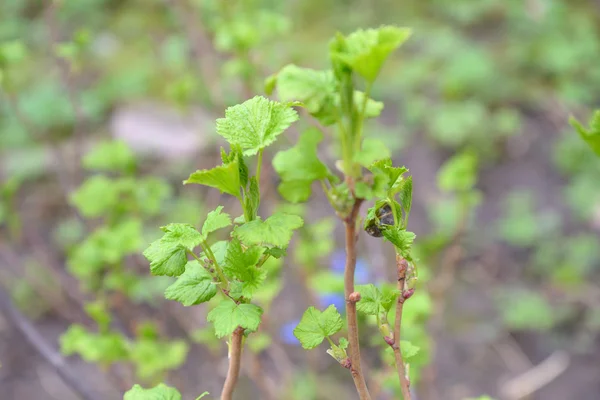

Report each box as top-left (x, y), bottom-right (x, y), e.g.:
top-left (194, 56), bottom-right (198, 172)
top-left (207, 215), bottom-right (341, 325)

top-left (1, 0), bottom-right (599, 399)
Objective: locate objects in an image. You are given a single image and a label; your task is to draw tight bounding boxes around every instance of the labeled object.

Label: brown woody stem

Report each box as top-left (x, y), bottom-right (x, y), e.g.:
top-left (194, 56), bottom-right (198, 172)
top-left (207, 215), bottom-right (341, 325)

top-left (221, 327), bottom-right (244, 400)
top-left (394, 255), bottom-right (412, 400)
top-left (344, 199), bottom-right (372, 400)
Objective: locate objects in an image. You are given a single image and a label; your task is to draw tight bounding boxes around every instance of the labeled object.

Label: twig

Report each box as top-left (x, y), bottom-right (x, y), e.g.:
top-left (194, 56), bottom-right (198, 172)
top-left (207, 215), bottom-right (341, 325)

top-left (221, 326), bottom-right (244, 400)
top-left (0, 286), bottom-right (102, 400)
top-left (500, 350), bottom-right (570, 400)
top-left (393, 255), bottom-right (411, 400)
top-left (343, 198), bottom-right (372, 400)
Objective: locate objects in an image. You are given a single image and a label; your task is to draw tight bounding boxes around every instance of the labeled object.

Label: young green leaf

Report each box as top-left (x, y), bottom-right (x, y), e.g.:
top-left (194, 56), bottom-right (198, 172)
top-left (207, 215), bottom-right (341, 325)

top-left (293, 305), bottom-right (344, 349)
top-left (143, 224), bottom-right (203, 276)
top-left (244, 176), bottom-right (260, 220)
top-left (184, 157), bottom-right (241, 198)
top-left (223, 238), bottom-right (266, 298)
top-left (330, 26), bottom-right (411, 82)
top-left (570, 110), bottom-right (600, 157)
top-left (207, 302), bottom-right (263, 338)
top-left (274, 65), bottom-right (338, 124)
top-left (273, 128), bottom-right (330, 202)
top-left (399, 340), bottom-right (420, 359)
top-left (233, 212), bottom-right (303, 248)
top-left (398, 176), bottom-right (413, 223)
top-left (124, 383), bottom-right (182, 400)
top-left (216, 96), bottom-right (299, 156)
top-left (164, 261), bottom-right (218, 306)
top-left (201, 206), bottom-right (232, 239)
top-left (382, 228), bottom-right (416, 260)
top-left (355, 284), bottom-right (399, 316)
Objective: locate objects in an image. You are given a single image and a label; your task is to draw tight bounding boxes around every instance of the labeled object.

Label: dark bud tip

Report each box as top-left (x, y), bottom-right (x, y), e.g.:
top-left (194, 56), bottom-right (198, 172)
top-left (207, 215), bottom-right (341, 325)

top-left (209, 268), bottom-right (215, 273)
top-left (348, 292), bottom-right (361, 303)
top-left (402, 288), bottom-right (415, 300)
top-left (384, 336), bottom-right (395, 347)
top-left (341, 358), bottom-right (352, 369)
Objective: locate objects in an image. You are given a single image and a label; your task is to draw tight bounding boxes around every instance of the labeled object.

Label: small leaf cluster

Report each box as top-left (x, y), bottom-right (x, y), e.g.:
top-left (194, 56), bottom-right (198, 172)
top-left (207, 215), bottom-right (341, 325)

top-left (144, 96), bottom-right (302, 342)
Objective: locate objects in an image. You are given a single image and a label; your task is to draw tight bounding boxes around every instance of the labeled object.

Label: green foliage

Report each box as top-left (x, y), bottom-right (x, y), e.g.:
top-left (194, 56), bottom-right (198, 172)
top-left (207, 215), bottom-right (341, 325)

top-left (83, 140), bottom-right (136, 173)
top-left (570, 110), bottom-right (600, 157)
top-left (124, 383), bottom-right (182, 400)
top-left (272, 128), bottom-right (331, 202)
top-left (294, 305), bottom-right (344, 349)
top-left (184, 154), bottom-right (242, 198)
top-left (201, 206), bottom-right (232, 239)
top-left (216, 96), bottom-right (299, 156)
top-left (144, 224), bottom-right (203, 277)
top-left (206, 302), bottom-right (264, 338)
top-left (330, 26), bottom-right (412, 82)
top-left (497, 289), bottom-right (556, 331)
top-left (438, 151), bottom-right (478, 192)
top-left (61, 324), bottom-right (128, 365)
top-left (233, 212), bottom-right (304, 248)
top-left (355, 284), bottom-right (398, 316)
top-left (164, 261), bottom-right (218, 306)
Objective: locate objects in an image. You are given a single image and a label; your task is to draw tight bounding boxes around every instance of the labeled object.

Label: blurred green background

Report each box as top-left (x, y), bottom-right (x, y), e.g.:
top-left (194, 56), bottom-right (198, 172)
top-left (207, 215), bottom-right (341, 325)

top-left (1, 0), bottom-right (599, 399)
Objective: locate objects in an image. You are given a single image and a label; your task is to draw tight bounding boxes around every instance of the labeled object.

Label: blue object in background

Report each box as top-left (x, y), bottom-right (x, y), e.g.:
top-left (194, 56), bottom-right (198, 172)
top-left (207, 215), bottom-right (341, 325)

top-left (330, 249), bottom-right (370, 284)
top-left (318, 292), bottom-right (346, 313)
top-left (279, 320), bottom-right (300, 346)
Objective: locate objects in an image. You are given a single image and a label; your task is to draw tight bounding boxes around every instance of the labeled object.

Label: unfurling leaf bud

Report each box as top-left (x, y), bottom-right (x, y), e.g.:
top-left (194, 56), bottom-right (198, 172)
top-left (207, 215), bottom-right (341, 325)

top-left (384, 335), bottom-right (395, 347)
top-left (341, 358), bottom-right (352, 369)
top-left (402, 288), bottom-right (415, 300)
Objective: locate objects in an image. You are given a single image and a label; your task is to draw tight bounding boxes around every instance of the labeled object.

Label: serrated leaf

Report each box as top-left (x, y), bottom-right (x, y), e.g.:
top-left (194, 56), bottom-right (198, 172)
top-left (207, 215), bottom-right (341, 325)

top-left (223, 238), bottom-right (266, 298)
top-left (273, 128), bottom-right (329, 203)
top-left (382, 228), bottom-right (416, 260)
top-left (124, 383), bottom-right (182, 400)
top-left (570, 111), bottom-right (600, 157)
top-left (355, 284), bottom-right (398, 315)
top-left (201, 206), bottom-right (232, 239)
top-left (293, 305), bottom-right (343, 349)
top-left (233, 212), bottom-right (303, 248)
top-left (143, 224), bottom-right (203, 277)
top-left (207, 302), bottom-right (263, 338)
top-left (368, 158), bottom-right (409, 195)
top-left (330, 26), bottom-right (411, 82)
top-left (184, 157), bottom-right (241, 198)
top-left (164, 261), bottom-right (217, 306)
top-left (83, 140), bottom-right (136, 173)
top-left (216, 96), bottom-right (299, 156)
top-left (275, 65), bottom-right (338, 124)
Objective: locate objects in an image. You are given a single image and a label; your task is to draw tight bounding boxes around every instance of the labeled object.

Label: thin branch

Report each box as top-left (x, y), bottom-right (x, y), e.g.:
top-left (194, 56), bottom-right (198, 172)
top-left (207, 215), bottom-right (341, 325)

top-left (393, 255), bottom-right (411, 400)
top-left (343, 198), bottom-right (372, 400)
top-left (221, 327), bottom-right (244, 400)
top-left (0, 286), bottom-right (102, 400)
